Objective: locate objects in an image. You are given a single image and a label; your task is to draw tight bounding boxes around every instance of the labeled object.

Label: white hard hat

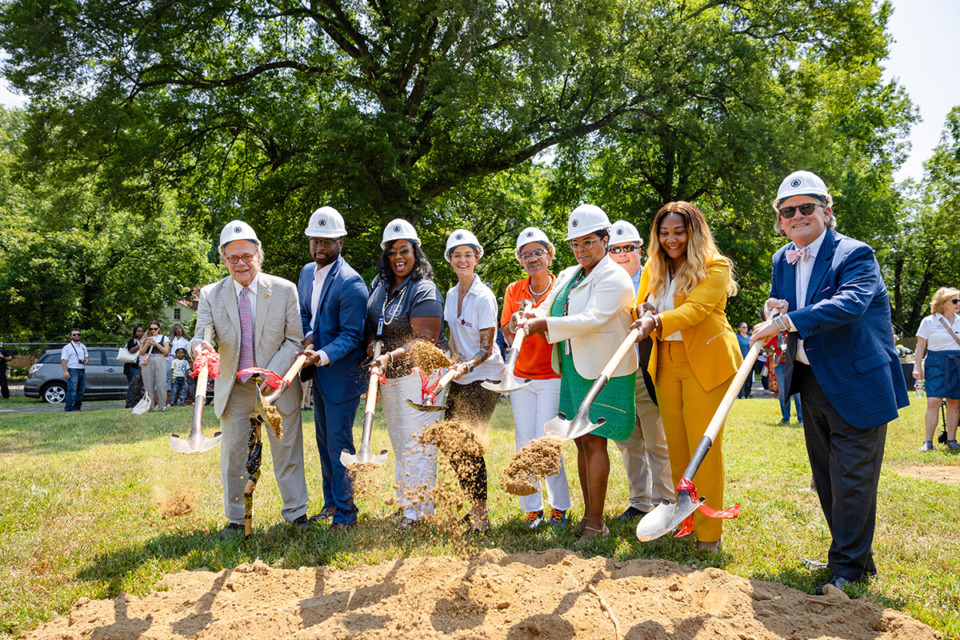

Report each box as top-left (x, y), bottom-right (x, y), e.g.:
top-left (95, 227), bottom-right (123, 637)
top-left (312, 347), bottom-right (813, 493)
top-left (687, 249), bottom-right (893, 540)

top-left (304, 206), bottom-right (347, 238)
top-left (380, 218), bottom-right (421, 249)
top-left (514, 227), bottom-right (554, 261)
top-left (609, 220), bottom-right (642, 246)
top-left (565, 204), bottom-right (611, 241)
top-left (773, 171), bottom-right (833, 210)
top-left (219, 220), bottom-right (260, 250)
top-left (445, 228), bottom-right (484, 262)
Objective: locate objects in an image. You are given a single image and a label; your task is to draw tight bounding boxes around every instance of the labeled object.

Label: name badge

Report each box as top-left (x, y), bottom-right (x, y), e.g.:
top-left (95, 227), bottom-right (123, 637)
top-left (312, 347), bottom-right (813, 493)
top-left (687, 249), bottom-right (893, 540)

top-left (377, 317), bottom-right (384, 339)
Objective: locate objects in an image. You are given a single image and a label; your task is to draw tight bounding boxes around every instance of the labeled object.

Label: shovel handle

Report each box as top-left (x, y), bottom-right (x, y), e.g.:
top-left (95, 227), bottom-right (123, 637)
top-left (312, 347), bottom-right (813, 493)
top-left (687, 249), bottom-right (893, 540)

top-left (435, 367), bottom-right (458, 392)
top-left (596, 310), bottom-right (652, 381)
top-left (364, 342), bottom-right (383, 415)
top-left (192, 326), bottom-right (213, 415)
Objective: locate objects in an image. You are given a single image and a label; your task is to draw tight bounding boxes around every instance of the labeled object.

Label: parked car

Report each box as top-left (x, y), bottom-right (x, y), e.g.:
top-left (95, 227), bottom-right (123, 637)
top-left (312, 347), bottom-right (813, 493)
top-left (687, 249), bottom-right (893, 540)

top-left (24, 348), bottom-right (214, 404)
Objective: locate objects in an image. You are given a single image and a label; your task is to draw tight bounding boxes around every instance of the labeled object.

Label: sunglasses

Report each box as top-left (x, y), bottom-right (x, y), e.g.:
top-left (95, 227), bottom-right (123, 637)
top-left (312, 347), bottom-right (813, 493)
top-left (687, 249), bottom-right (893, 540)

top-left (952, 299), bottom-right (960, 304)
top-left (778, 203), bottom-right (822, 218)
top-left (608, 245), bottom-right (639, 254)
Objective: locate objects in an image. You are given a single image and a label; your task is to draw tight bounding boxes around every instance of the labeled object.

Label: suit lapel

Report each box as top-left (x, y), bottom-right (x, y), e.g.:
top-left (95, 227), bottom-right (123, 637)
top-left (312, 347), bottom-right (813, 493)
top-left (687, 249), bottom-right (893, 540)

top-left (780, 245), bottom-right (799, 311)
top-left (805, 229), bottom-right (835, 306)
top-left (223, 277), bottom-right (241, 333)
top-left (255, 273), bottom-right (271, 350)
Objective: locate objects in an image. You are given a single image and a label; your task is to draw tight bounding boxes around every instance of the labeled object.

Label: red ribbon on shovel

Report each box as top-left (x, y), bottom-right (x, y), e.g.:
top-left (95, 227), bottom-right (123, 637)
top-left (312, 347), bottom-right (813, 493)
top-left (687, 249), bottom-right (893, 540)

top-left (189, 352), bottom-right (221, 379)
top-left (236, 367), bottom-right (284, 389)
top-left (674, 478), bottom-right (741, 538)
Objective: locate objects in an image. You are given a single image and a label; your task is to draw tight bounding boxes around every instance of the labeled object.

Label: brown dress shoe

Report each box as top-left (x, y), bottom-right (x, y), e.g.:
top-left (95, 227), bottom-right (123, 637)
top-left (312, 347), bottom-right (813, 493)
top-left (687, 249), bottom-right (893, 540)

top-left (329, 522), bottom-right (357, 532)
top-left (310, 506), bottom-right (337, 522)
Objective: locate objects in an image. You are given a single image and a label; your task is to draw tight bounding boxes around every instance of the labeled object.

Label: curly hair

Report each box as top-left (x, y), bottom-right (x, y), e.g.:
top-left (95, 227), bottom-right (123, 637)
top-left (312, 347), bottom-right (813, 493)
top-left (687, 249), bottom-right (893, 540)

top-left (376, 239), bottom-right (435, 284)
top-left (929, 287), bottom-right (960, 315)
top-left (645, 201), bottom-right (738, 298)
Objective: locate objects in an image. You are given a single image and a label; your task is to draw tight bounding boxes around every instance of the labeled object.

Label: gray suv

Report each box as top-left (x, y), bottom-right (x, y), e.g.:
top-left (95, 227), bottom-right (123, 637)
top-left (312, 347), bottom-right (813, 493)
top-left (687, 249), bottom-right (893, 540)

top-left (24, 348), bottom-right (129, 403)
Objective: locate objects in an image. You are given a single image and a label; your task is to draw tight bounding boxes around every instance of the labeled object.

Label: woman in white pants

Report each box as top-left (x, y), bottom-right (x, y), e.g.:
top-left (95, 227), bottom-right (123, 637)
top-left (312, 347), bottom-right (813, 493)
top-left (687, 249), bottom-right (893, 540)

top-left (367, 219), bottom-right (446, 530)
top-left (500, 227), bottom-right (571, 528)
top-left (138, 320), bottom-right (170, 410)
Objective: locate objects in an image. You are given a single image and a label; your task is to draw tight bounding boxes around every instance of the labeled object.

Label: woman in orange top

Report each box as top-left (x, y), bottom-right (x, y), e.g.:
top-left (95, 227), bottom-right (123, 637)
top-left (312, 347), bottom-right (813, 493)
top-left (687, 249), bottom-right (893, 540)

top-left (501, 227), bottom-right (572, 529)
top-left (631, 202), bottom-right (742, 550)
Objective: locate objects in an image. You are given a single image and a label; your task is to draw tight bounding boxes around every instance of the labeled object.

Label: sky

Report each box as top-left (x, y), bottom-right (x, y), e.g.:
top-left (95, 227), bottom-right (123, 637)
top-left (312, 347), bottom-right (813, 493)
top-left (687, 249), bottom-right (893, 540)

top-left (0, 0), bottom-right (956, 184)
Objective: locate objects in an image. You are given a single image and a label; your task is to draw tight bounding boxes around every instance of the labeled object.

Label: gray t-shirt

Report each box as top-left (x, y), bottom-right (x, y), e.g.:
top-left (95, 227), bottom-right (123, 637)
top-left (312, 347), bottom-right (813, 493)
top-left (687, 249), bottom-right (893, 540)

top-left (366, 274), bottom-right (444, 378)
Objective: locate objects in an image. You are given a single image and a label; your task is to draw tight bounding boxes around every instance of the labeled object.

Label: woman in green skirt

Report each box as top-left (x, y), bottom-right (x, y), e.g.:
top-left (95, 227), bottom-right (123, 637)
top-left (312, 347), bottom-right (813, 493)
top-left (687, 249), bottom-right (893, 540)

top-left (517, 204), bottom-right (638, 542)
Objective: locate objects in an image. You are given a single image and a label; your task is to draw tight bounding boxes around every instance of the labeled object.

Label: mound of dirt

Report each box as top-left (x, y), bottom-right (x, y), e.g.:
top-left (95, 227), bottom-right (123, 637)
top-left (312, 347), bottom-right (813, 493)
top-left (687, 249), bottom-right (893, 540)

top-left (500, 437), bottom-right (563, 496)
top-left (25, 549), bottom-right (938, 640)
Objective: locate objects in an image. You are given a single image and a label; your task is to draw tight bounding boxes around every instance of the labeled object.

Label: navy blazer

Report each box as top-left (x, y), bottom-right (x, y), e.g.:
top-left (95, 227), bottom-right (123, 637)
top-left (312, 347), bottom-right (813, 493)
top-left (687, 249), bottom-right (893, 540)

top-left (297, 256), bottom-right (368, 400)
top-left (770, 228), bottom-right (908, 430)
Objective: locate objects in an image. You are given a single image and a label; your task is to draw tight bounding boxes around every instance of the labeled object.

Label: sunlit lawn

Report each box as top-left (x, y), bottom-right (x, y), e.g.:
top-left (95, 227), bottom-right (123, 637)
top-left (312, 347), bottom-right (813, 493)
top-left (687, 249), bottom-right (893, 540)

top-left (0, 395), bottom-right (957, 638)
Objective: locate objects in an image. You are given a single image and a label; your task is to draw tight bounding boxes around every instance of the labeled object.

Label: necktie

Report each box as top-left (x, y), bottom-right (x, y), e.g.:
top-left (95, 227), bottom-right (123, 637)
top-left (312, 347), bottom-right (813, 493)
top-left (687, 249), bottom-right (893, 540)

top-left (785, 247), bottom-right (810, 265)
top-left (238, 286), bottom-right (255, 382)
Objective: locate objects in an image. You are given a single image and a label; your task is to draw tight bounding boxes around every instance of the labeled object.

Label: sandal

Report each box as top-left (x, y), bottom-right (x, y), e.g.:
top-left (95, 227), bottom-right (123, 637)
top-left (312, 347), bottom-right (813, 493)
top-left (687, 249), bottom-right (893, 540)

top-left (576, 523), bottom-right (609, 544)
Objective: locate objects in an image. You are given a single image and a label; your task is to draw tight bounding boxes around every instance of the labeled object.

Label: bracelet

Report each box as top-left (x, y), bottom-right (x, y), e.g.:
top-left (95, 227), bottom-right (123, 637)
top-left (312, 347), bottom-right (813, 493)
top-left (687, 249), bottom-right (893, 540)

top-left (387, 351), bottom-right (394, 364)
top-left (652, 314), bottom-right (661, 329)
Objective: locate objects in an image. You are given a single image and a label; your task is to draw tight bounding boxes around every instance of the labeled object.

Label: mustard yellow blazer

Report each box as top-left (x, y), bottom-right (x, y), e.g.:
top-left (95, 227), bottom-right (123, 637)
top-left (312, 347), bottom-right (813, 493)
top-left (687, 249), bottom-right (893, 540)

top-left (635, 255), bottom-right (743, 392)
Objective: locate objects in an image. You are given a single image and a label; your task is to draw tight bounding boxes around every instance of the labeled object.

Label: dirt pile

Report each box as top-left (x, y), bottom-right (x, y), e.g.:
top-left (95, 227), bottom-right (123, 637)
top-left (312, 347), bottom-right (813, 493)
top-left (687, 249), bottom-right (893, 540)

top-left (156, 490), bottom-right (196, 519)
top-left (24, 549), bottom-right (939, 640)
top-left (500, 437), bottom-right (563, 496)
top-left (408, 340), bottom-right (452, 376)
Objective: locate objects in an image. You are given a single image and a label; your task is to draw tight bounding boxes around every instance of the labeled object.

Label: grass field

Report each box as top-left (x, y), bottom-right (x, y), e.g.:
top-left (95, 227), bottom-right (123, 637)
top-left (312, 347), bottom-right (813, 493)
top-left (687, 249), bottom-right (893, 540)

top-left (0, 395), bottom-right (958, 638)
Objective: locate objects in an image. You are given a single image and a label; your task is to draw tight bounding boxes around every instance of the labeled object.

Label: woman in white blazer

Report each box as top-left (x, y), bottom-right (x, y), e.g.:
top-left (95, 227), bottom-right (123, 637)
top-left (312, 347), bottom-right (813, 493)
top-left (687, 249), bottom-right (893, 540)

top-left (518, 204), bottom-right (637, 543)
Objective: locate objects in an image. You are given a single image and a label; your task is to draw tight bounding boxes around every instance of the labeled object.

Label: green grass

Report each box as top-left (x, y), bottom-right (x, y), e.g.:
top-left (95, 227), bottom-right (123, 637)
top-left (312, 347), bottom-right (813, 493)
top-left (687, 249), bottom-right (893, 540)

top-left (0, 397), bottom-right (958, 638)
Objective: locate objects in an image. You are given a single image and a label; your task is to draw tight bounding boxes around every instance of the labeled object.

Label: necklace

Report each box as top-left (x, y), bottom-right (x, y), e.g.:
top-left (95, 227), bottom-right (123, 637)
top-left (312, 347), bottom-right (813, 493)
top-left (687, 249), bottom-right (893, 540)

top-left (529, 275), bottom-right (553, 297)
top-left (380, 279), bottom-right (409, 327)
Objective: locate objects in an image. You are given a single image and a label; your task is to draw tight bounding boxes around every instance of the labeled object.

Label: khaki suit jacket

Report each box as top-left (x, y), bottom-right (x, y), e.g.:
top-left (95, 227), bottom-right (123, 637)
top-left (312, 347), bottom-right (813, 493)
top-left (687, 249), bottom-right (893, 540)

top-left (543, 254), bottom-right (638, 379)
top-left (190, 272), bottom-right (303, 418)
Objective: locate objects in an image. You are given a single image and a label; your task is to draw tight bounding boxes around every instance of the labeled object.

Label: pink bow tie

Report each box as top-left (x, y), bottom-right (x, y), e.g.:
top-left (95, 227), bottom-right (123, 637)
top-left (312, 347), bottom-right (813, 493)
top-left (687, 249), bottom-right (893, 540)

top-left (786, 247), bottom-right (811, 265)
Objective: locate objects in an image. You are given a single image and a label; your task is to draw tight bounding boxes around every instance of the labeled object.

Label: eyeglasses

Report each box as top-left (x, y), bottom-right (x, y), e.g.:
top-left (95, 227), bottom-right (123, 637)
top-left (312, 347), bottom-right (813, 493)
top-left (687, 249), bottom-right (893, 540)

top-left (225, 253), bottom-right (257, 265)
top-left (951, 299), bottom-right (960, 304)
top-left (385, 248), bottom-right (413, 259)
top-left (778, 203), bottom-right (822, 219)
top-left (608, 244), bottom-right (639, 254)
top-left (519, 249), bottom-right (548, 261)
top-left (309, 238), bottom-right (339, 249)
top-left (149, 326), bottom-right (160, 331)
top-left (567, 239), bottom-right (601, 252)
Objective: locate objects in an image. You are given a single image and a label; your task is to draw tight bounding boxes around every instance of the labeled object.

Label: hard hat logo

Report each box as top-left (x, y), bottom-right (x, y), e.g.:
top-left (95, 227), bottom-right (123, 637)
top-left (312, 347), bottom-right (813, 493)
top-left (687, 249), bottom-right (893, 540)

top-left (393, 225), bottom-right (401, 233)
top-left (572, 219), bottom-right (580, 228)
top-left (616, 228), bottom-right (623, 236)
top-left (790, 179), bottom-right (802, 188)
top-left (526, 231), bottom-right (534, 238)
top-left (234, 226), bottom-right (242, 233)
top-left (454, 233), bottom-right (463, 240)
top-left (319, 219), bottom-right (326, 227)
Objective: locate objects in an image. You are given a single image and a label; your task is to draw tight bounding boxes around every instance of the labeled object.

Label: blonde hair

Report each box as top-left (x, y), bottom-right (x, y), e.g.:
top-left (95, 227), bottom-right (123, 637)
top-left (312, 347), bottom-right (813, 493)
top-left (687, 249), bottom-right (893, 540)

top-left (930, 287), bottom-right (960, 315)
top-left (645, 201), bottom-right (738, 298)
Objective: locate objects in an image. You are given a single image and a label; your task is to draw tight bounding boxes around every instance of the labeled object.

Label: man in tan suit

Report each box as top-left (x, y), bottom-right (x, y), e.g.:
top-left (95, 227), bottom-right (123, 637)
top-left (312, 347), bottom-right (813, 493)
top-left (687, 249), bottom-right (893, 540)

top-left (191, 220), bottom-right (311, 539)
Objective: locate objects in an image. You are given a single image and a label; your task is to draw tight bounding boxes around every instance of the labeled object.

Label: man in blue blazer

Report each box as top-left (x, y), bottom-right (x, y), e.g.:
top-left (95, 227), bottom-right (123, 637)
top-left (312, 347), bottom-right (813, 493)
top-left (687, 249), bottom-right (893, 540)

top-left (752, 171), bottom-right (908, 595)
top-left (297, 206), bottom-right (369, 530)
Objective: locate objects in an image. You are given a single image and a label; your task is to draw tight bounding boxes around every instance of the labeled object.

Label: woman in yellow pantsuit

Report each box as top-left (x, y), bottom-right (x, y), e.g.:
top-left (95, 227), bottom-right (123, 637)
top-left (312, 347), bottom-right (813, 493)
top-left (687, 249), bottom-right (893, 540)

top-left (630, 201), bottom-right (742, 550)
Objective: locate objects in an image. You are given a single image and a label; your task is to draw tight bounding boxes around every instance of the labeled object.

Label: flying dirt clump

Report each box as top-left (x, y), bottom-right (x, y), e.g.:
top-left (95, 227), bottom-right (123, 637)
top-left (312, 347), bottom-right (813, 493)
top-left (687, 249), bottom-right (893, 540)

top-left (418, 420), bottom-right (487, 458)
top-left (408, 340), bottom-right (452, 377)
top-left (500, 437), bottom-right (563, 496)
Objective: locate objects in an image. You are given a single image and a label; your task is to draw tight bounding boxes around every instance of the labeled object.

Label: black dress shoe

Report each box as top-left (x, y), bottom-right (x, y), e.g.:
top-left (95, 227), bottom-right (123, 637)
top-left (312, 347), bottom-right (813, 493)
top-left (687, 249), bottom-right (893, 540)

top-left (291, 514), bottom-right (313, 531)
top-left (816, 575), bottom-right (853, 595)
top-left (615, 506), bottom-right (647, 521)
top-left (219, 522), bottom-right (244, 541)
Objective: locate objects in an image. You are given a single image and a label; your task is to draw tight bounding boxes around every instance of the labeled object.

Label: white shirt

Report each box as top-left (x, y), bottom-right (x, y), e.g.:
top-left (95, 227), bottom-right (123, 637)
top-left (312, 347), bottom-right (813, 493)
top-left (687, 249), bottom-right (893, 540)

top-left (650, 274), bottom-right (682, 341)
top-left (169, 335), bottom-right (190, 358)
top-left (304, 263), bottom-right (334, 366)
top-left (233, 276), bottom-right (258, 321)
top-left (444, 276), bottom-right (506, 385)
top-left (789, 229), bottom-right (827, 364)
top-left (61, 341), bottom-right (88, 369)
top-left (917, 313), bottom-right (960, 352)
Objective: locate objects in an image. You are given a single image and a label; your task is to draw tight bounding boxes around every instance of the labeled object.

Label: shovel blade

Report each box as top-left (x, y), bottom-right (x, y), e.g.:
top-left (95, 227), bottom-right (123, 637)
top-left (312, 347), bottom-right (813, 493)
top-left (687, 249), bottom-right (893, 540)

top-left (635, 491), bottom-right (703, 541)
top-left (543, 412), bottom-right (602, 441)
top-left (480, 376), bottom-right (532, 394)
top-left (405, 398), bottom-right (446, 412)
top-left (169, 431), bottom-right (222, 455)
top-left (340, 447), bottom-right (389, 467)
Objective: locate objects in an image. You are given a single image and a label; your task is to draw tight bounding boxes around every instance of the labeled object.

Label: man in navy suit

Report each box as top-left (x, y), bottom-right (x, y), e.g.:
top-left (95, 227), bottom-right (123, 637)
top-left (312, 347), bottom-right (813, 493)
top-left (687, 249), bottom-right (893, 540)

top-left (297, 206), bottom-right (368, 531)
top-left (751, 171), bottom-right (908, 595)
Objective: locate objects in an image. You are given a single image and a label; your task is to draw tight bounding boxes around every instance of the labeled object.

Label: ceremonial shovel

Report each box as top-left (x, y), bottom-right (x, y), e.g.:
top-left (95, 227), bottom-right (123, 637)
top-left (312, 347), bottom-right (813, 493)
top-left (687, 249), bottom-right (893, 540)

top-left (543, 310), bottom-right (653, 441)
top-left (341, 342), bottom-right (389, 467)
top-left (635, 317), bottom-right (775, 542)
top-left (482, 300), bottom-right (533, 395)
top-left (406, 367), bottom-right (458, 412)
top-left (169, 326), bottom-right (222, 454)
top-left (254, 354), bottom-right (308, 435)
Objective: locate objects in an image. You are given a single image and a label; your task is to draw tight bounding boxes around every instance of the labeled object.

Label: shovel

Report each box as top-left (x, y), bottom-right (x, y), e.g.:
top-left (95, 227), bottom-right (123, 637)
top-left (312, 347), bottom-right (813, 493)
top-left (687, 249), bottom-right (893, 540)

top-left (635, 333), bottom-right (765, 542)
top-left (406, 367), bottom-right (458, 412)
top-left (253, 354), bottom-right (308, 438)
top-left (169, 326), bottom-right (222, 454)
top-left (482, 299), bottom-right (533, 394)
top-left (543, 310), bottom-right (653, 441)
top-left (340, 342), bottom-right (389, 467)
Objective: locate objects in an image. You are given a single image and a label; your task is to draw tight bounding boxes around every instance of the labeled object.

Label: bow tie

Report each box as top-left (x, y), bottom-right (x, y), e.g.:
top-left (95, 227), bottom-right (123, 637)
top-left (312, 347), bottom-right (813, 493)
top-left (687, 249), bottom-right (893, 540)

top-left (786, 247), bottom-right (811, 265)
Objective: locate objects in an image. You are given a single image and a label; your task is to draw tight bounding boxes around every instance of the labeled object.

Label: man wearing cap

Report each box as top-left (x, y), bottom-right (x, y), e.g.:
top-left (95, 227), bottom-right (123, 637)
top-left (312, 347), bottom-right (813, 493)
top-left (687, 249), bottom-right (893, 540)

top-left (751, 171), bottom-right (908, 595)
top-left (191, 221), bottom-right (311, 539)
top-left (296, 206), bottom-right (368, 531)
top-left (607, 220), bottom-right (673, 522)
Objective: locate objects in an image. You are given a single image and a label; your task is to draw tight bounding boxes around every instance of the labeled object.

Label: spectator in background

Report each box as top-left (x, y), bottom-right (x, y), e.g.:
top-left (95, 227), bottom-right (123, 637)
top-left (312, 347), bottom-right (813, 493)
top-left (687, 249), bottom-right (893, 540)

top-left (167, 324), bottom-right (191, 405)
top-left (0, 341), bottom-right (12, 399)
top-left (170, 348), bottom-right (190, 406)
top-left (913, 287), bottom-right (960, 452)
top-left (736, 323), bottom-right (753, 399)
top-left (123, 325), bottom-right (144, 408)
top-left (61, 329), bottom-right (89, 412)
top-left (139, 320), bottom-right (170, 411)
top-left (773, 334), bottom-right (802, 424)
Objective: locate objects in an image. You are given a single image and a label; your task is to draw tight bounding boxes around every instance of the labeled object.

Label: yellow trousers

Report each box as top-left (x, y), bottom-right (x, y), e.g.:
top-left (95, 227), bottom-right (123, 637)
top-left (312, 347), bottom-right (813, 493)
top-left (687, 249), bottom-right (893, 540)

top-left (656, 341), bottom-right (734, 543)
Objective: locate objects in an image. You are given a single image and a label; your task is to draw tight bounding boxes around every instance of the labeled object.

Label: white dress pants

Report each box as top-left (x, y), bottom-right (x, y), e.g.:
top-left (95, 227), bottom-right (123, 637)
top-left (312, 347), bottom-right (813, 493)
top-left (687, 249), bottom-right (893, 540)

top-left (220, 379), bottom-right (309, 523)
top-left (613, 375), bottom-right (674, 512)
top-left (510, 378), bottom-right (572, 513)
top-left (379, 372), bottom-right (446, 521)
